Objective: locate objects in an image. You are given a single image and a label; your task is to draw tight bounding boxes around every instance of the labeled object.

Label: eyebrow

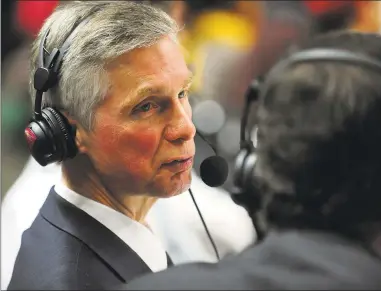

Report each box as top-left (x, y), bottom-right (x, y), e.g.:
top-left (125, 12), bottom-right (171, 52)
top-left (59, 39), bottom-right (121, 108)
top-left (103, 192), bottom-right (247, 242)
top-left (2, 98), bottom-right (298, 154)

top-left (120, 71), bottom-right (194, 113)
top-left (136, 71), bottom-right (193, 99)
top-left (136, 71), bottom-right (194, 97)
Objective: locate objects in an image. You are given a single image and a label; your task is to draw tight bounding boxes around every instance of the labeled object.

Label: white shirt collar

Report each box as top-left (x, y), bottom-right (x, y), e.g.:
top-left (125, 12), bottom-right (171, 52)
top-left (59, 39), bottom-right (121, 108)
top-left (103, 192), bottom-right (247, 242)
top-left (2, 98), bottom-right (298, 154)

top-left (54, 179), bottom-right (168, 273)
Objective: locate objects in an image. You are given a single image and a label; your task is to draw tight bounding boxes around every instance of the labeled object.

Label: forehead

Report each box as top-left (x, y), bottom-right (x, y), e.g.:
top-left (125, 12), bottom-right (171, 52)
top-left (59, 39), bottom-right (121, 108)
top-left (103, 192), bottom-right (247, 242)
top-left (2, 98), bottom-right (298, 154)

top-left (106, 36), bottom-right (189, 92)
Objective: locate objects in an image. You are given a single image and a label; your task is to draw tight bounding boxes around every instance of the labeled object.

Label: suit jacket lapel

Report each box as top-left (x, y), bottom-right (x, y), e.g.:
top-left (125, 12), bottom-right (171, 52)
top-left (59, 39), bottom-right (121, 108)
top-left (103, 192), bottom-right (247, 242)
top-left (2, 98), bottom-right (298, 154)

top-left (40, 187), bottom-right (152, 283)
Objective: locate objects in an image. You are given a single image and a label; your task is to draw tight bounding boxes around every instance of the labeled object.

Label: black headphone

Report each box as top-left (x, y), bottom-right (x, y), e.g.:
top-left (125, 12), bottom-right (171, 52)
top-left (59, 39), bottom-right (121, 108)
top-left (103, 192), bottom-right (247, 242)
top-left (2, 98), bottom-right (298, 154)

top-left (24, 18), bottom-right (91, 166)
top-left (232, 48), bottom-right (381, 240)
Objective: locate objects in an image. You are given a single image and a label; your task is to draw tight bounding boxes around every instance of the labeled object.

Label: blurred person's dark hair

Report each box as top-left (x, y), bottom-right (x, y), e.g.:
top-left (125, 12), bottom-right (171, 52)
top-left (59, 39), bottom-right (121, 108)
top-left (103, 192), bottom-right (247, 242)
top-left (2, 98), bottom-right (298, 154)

top-left (255, 31), bottom-right (381, 242)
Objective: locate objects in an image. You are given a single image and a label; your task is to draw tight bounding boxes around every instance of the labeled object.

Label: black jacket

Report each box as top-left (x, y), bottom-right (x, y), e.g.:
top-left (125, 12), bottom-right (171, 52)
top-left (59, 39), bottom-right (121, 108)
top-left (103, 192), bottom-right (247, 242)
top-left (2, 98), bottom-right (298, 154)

top-left (123, 229), bottom-right (381, 290)
top-left (8, 188), bottom-right (156, 290)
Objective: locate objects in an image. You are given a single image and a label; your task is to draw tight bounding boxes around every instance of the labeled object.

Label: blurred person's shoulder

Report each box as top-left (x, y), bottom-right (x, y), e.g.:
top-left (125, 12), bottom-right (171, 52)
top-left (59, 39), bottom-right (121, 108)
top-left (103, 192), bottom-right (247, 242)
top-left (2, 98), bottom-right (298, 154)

top-left (122, 230), bottom-right (381, 290)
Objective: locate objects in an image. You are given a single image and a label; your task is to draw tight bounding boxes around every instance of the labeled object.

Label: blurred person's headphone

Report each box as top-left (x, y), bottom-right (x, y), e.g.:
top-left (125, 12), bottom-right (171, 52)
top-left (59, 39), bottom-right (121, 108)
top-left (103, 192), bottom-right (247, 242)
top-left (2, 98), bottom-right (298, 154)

top-left (233, 48), bottom-right (381, 240)
top-left (24, 17), bottom-right (92, 166)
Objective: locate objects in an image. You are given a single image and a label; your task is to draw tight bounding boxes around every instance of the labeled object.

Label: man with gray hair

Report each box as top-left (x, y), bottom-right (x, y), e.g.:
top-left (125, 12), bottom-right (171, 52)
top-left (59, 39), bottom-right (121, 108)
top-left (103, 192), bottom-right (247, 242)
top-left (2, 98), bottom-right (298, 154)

top-left (8, 1), bottom-right (197, 289)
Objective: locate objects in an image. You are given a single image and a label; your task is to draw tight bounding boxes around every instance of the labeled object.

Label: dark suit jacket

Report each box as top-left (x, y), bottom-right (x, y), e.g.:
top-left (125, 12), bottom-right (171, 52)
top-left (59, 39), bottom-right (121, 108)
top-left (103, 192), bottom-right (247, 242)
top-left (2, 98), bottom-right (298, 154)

top-left (8, 188), bottom-right (158, 290)
top-left (123, 230), bottom-right (381, 290)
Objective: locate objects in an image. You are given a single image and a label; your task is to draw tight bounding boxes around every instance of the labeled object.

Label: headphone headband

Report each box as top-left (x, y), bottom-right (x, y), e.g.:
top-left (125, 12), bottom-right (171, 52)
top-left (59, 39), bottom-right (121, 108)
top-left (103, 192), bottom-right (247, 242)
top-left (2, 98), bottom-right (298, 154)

top-left (258, 48), bottom-right (381, 104)
top-left (266, 48), bottom-right (381, 84)
top-left (34, 17), bottom-right (92, 115)
top-left (286, 49), bottom-right (381, 70)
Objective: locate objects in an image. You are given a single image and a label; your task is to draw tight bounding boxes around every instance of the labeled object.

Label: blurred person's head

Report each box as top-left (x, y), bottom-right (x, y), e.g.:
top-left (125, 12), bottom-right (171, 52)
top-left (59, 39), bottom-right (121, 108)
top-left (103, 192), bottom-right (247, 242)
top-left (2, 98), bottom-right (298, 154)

top-left (255, 31), bottom-right (381, 240)
top-left (29, 1), bottom-right (195, 218)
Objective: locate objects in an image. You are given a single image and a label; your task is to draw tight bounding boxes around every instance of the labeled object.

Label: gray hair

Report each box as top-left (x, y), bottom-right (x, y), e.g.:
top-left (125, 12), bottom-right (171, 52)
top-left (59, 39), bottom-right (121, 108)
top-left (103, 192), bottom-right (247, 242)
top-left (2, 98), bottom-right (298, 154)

top-left (30, 1), bottom-right (179, 130)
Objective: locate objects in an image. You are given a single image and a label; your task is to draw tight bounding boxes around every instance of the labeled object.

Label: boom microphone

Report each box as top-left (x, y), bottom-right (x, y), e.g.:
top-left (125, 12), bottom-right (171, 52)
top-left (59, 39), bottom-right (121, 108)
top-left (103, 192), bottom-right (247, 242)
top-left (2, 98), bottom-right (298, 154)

top-left (196, 131), bottom-right (229, 187)
top-left (200, 156), bottom-right (228, 187)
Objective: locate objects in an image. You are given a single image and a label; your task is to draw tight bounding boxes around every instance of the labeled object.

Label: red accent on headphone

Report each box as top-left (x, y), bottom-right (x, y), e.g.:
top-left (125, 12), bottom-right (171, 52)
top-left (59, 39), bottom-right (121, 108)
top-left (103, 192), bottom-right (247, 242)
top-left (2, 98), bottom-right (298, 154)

top-left (25, 128), bottom-right (37, 150)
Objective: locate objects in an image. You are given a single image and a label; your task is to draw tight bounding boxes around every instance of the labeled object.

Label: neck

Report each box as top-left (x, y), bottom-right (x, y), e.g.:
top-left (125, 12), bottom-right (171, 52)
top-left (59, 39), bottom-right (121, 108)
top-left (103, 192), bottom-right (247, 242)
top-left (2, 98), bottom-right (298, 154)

top-left (61, 154), bottom-right (157, 223)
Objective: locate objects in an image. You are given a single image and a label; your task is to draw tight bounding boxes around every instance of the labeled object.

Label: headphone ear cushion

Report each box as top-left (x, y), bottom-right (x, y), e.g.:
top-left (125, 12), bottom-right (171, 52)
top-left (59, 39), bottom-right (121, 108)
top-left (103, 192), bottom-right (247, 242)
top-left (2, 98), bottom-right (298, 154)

top-left (42, 107), bottom-right (77, 159)
top-left (234, 148), bottom-right (249, 188)
top-left (241, 151), bottom-right (258, 189)
top-left (25, 118), bottom-right (57, 166)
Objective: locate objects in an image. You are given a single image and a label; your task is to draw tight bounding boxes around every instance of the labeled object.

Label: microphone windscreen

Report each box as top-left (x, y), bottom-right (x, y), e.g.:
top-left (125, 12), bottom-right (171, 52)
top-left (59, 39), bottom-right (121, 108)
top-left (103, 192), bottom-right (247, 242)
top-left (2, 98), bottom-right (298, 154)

top-left (200, 156), bottom-right (228, 187)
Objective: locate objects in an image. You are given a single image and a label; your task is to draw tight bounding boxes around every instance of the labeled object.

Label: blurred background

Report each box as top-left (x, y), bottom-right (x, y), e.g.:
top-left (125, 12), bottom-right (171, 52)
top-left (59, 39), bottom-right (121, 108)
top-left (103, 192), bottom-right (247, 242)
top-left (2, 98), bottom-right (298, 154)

top-left (2, 0), bottom-right (381, 196)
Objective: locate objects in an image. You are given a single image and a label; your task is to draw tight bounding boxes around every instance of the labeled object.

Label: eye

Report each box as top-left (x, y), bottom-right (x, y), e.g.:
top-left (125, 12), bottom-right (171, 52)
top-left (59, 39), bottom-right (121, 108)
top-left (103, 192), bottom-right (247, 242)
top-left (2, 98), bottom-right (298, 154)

top-left (139, 103), bottom-right (152, 112)
top-left (178, 90), bottom-right (189, 99)
top-left (134, 102), bottom-right (157, 114)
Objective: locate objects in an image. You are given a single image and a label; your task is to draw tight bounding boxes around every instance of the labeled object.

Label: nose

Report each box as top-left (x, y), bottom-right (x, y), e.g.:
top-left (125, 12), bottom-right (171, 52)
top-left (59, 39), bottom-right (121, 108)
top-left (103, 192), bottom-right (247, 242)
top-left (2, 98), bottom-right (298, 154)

top-left (164, 102), bottom-right (196, 143)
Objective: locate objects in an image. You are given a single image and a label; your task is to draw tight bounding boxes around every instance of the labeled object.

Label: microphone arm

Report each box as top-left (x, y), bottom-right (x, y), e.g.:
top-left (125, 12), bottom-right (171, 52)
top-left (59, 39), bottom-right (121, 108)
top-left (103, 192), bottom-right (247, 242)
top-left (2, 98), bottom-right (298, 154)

top-left (196, 131), bottom-right (218, 154)
top-left (189, 130), bottom-right (223, 261)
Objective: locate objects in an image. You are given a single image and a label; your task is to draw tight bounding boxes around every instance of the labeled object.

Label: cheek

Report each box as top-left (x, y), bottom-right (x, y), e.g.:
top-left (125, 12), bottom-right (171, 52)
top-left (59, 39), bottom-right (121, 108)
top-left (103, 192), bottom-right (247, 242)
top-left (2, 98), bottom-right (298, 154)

top-left (94, 124), bottom-right (161, 173)
top-left (119, 127), bottom-right (160, 157)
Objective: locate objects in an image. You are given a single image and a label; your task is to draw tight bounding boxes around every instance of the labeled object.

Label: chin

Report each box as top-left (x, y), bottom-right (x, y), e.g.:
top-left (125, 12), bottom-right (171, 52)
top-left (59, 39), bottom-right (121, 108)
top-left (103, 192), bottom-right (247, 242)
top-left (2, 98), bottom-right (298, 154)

top-left (155, 170), bottom-right (193, 198)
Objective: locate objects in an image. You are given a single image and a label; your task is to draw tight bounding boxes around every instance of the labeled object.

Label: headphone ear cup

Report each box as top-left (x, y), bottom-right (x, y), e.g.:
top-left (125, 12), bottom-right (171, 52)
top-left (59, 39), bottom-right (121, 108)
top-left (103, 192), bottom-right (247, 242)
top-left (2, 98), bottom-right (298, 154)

top-left (42, 107), bottom-right (77, 160)
top-left (25, 117), bottom-right (58, 166)
top-left (242, 151), bottom-right (258, 189)
top-left (25, 108), bottom-right (78, 167)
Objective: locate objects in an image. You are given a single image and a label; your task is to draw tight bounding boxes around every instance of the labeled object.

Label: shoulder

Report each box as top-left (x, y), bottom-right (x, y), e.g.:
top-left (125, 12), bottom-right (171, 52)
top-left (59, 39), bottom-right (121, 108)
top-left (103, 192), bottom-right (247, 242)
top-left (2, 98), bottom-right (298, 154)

top-left (12, 213), bottom-right (85, 265)
top-left (8, 214), bottom-right (98, 290)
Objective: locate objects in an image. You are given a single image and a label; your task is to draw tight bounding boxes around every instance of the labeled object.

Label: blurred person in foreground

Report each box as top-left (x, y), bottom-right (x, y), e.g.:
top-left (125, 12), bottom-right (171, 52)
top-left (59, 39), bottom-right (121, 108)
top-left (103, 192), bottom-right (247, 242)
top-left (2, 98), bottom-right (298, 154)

top-left (122, 31), bottom-right (381, 290)
top-left (5, 1), bottom-right (255, 290)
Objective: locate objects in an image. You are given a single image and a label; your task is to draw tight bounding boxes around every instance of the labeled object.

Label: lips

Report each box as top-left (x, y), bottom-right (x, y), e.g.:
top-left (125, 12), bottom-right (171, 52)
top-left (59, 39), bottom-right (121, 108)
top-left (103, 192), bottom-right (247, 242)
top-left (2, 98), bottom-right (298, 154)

top-left (161, 156), bottom-right (194, 172)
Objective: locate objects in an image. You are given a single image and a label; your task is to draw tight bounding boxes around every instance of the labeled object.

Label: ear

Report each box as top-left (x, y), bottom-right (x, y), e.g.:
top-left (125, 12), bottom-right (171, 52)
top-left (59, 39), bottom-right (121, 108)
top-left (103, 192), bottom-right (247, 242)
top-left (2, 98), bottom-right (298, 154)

top-left (74, 124), bottom-right (90, 154)
top-left (63, 113), bottom-right (90, 154)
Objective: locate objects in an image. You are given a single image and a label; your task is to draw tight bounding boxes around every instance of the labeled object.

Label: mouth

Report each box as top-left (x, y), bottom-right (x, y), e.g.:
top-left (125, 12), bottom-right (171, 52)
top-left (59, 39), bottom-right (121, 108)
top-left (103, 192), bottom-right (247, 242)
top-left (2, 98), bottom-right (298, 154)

top-left (161, 156), bottom-right (194, 172)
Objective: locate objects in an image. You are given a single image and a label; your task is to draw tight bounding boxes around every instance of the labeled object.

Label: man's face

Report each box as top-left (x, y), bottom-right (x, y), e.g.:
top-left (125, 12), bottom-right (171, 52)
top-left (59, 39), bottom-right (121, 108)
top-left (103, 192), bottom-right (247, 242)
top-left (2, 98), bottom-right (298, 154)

top-left (80, 36), bottom-right (196, 198)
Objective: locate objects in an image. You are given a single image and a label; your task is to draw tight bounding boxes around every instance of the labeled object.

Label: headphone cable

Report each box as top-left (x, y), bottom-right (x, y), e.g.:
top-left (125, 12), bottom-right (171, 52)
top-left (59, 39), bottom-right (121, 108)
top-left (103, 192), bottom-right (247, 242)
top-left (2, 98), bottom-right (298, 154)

top-left (188, 188), bottom-right (220, 261)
